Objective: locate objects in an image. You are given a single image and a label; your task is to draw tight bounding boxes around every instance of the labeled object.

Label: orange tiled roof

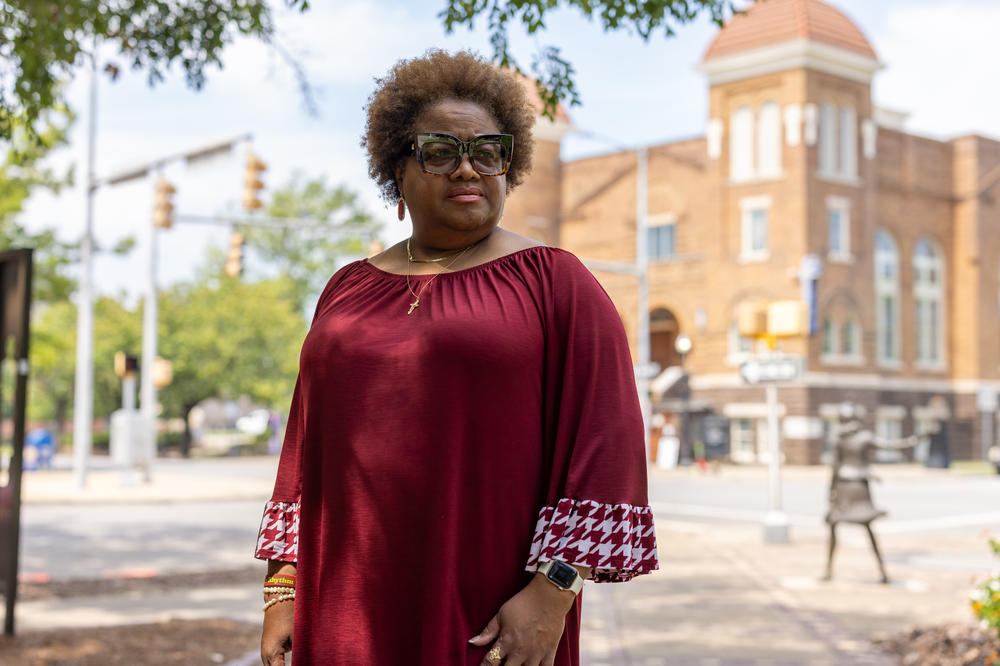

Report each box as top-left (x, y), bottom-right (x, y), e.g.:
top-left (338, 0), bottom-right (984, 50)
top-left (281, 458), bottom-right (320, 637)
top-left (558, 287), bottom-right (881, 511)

top-left (702, 0), bottom-right (876, 62)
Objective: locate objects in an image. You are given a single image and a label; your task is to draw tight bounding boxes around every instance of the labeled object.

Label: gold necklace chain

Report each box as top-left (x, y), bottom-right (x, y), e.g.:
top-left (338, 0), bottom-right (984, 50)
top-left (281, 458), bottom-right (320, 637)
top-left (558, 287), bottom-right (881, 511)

top-left (406, 237), bottom-right (477, 263)
top-left (404, 243), bottom-right (474, 315)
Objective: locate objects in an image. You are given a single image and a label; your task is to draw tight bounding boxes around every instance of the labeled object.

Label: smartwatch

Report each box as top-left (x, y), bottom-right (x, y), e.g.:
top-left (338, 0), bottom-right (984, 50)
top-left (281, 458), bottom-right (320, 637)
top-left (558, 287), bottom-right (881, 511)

top-left (537, 560), bottom-right (584, 595)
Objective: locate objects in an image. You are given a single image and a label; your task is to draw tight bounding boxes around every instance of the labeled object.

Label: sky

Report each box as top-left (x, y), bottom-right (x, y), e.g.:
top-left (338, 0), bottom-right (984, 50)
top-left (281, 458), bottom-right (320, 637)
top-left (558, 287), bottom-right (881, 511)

top-left (18, 0), bottom-right (1000, 301)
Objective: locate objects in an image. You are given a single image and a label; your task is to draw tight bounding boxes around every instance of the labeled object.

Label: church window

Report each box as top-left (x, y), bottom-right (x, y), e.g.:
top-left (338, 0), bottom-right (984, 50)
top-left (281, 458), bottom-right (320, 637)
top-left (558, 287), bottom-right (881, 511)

top-left (875, 230), bottom-right (901, 365)
top-left (839, 106), bottom-right (858, 179)
top-left (757, 101), bottom-right (782, 177)
top-left (739, 196), bottom-right (770, 261)
top-left (827, 196), bottom-right (850, 260)
top-left (819, 103), bottom-right (837, 176)
top-left (914, 238), bottom-right (944, 367)
top-left (730, 106), bottom-right (754, 182)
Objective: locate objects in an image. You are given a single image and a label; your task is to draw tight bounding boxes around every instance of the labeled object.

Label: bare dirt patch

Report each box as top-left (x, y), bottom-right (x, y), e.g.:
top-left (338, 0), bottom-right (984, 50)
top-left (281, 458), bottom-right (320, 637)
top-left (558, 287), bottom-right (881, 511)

top-left (873, 623), bottom-right (1000, 666)
top-left (0, 618), bottom-right (259, 665)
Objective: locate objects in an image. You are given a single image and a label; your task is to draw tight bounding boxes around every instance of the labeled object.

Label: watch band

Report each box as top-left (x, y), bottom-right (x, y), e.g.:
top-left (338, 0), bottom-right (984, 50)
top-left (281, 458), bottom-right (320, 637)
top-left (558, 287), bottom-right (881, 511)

top-left (538, 560), bottom-right (585, 595)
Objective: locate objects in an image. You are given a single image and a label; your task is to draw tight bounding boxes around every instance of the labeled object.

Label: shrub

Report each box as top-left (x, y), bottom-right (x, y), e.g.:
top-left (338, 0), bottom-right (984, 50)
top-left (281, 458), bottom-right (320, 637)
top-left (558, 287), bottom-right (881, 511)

top-left (971, 538), bottom-right (1000, 639)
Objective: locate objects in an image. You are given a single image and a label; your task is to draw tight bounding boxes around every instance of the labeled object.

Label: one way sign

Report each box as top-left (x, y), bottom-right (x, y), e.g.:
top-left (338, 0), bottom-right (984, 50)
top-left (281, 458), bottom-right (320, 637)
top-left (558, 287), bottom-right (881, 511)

top-left (740, 357), bottom-right (803, 384)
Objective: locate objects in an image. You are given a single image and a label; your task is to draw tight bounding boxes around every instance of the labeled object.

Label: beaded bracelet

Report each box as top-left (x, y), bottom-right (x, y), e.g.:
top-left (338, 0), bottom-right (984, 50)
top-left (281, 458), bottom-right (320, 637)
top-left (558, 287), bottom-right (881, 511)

top-left (263, 586), bottom-right (295, 595)
top-left (262, 592), bottom-right (295, 612)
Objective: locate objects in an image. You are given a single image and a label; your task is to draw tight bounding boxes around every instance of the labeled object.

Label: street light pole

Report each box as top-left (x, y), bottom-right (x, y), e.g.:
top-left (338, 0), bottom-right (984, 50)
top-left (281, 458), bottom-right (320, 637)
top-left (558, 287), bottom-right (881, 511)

top-left (764, 380), bottom-right (789, 542)
top-left (72, 41), bottom-right (98, 489)
top-left (675, 334), bottom-right (693, 466)
top-left (140, 203), bottom-right (159, 480)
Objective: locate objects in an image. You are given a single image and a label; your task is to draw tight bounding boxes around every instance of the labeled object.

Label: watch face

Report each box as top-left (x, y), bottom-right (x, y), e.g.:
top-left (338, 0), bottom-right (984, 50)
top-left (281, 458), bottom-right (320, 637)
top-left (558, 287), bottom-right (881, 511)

top-left (547, 561), bottom-right (578, 589)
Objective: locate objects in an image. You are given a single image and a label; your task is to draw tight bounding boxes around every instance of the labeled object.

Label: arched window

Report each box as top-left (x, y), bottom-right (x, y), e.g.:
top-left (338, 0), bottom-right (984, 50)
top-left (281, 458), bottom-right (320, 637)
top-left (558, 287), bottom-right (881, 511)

top-left (757, 102), bottom-right (781, 177)
top-left (839, 106), bottom-right (857, 178)
top-left (819, 102), bottom-right (837, 176)
top-left (822, 317), bottom-right (837, 355)
top-left (841, 318), bottom-right (860, 357)
top-left (914, 238), bottom-right (944, 365)
top-left (875, 230), bottom-right (900, 364)
top-left (730, 106), bottom-right (754, 182)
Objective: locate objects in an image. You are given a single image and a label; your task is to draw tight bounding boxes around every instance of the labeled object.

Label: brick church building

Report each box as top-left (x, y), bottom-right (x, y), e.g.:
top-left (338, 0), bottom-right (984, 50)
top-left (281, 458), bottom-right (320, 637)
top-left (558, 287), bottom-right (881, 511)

top-left (502, 0), bottom-right (1000, 464)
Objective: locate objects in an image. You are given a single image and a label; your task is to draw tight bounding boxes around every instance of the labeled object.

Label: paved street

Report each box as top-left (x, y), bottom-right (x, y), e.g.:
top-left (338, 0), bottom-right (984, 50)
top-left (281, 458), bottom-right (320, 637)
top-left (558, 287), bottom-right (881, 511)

top-left (10, 456), bottom-right (1000, 663)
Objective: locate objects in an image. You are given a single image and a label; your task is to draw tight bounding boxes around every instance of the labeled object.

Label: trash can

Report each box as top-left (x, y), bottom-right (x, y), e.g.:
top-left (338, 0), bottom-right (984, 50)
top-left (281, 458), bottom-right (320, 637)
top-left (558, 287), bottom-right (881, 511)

top-left (701, 414), bottom-right (730, 460)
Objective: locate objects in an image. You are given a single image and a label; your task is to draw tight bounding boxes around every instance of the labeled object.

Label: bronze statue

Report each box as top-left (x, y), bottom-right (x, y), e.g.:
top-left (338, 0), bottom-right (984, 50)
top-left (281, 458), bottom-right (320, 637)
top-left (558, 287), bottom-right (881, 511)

top-left (823, 403), bottom-right (917, 584)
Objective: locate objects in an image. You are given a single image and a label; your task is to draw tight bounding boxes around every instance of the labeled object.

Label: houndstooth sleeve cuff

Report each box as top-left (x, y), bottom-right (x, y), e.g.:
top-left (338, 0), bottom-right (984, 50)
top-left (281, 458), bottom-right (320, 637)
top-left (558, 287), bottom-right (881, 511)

top-left (255, 500), bottom-right (299, 562)
top-left (525, 498), bottom-right (658, 583)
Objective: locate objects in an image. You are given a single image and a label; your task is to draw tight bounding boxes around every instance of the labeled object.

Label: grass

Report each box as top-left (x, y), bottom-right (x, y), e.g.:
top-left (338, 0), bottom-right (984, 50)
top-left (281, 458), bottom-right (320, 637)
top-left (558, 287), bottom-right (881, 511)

top-left (951, 460), bottom-right (1000, 475)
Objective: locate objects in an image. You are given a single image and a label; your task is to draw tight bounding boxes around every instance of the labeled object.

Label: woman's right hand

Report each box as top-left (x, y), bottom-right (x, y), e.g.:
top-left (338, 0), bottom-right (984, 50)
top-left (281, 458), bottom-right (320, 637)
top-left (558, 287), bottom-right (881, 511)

top-left (261, 601), bottom-right (294, 666)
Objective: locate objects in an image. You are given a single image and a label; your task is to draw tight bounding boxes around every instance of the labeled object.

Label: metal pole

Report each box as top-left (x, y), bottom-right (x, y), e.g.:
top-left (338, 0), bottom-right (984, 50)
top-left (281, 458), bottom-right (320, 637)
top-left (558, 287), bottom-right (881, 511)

top-left (122, 376), bottom-right (136, 412)
top-left (764, 382), bottom-right (789, 542)
top-left (140, 218), bottom-right (158, 478)
top-left (983, 411), bottom-right (993, 462)
top-left (635, 147), bottom-right (652, 459)
top-left (679, 362), bottom-right (692, 466)
top-left (72, 42), bottom-right (98, 489)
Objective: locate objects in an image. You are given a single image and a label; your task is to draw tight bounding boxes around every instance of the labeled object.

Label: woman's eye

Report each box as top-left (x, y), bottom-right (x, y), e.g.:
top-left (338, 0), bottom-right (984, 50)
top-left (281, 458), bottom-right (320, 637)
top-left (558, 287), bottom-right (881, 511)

top-left (423, 144), bottom-right (457, 159)
top-left (472, 144), bottom-right (502, 159)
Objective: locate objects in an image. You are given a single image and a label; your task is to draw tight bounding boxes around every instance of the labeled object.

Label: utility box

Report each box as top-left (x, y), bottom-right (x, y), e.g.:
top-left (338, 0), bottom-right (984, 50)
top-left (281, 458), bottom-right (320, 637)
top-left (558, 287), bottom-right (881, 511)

top-left (110, 411), bottom-right (155, 468)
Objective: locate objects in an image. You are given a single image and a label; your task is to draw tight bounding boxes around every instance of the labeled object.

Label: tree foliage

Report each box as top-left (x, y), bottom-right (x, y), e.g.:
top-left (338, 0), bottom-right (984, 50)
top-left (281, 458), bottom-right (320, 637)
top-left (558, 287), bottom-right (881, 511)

top-left (439, 0), bottom-right (738, 117)
top-left (0, 0), bottom-right (312, 142)
top-left (157, 269), bottom-right (307, 452)
top-left (29, 295), bottom-right (141, 435)
top-left (243, 173), bottom-right (383, 313)
top-left (0, 105), bottom-right (78, 302)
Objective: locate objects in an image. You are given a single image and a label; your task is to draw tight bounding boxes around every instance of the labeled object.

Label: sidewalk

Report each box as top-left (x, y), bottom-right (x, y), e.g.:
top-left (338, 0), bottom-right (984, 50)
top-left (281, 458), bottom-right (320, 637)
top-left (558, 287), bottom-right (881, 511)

top-left (12, 457), bottom-right (996, 663)
top-left (20, 455), bottom-right (275, 504)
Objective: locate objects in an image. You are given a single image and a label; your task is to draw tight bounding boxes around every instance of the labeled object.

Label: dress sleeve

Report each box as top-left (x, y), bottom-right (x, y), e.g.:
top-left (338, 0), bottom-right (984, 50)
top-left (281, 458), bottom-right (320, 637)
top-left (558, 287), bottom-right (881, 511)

top-left (254, 377), bottom-right (304, 562)
top-left (253, 264), bottom-right (356, 563)
top-left (525, 250), bottom-right (658, 582)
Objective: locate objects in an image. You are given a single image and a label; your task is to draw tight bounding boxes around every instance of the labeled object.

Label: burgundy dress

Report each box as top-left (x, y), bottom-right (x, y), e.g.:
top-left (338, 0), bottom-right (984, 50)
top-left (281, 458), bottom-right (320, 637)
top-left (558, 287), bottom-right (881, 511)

top-left (256, 246), bottom-right (657, 665)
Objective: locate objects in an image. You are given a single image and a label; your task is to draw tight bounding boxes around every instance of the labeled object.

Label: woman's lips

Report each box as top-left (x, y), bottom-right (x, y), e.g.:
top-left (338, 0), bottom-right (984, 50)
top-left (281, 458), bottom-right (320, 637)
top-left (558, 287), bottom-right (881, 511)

top-left (447, 188), bottom-right (484, 202)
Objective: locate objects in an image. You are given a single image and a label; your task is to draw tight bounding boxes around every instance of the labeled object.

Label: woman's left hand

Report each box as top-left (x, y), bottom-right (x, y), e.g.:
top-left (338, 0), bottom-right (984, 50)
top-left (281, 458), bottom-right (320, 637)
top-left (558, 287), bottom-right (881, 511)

top-left (468, 573), bottom-right (578, 666)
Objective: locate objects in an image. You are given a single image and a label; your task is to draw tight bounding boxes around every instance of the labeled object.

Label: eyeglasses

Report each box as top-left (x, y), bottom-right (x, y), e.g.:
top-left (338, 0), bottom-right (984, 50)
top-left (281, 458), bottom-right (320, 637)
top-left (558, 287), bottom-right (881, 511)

top-left (411, 132), bottom-right (514, 176)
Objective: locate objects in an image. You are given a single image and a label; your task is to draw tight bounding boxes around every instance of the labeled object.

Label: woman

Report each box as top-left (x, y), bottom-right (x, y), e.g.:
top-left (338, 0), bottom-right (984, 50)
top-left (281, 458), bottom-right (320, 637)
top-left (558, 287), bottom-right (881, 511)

top-left (257, 50), bottom-right (657, 666)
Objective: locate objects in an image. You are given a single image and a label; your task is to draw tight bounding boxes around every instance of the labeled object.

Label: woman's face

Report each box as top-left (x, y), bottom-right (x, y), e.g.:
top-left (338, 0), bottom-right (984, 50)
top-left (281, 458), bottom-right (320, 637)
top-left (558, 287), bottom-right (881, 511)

top-left (396, 99), bottom-right (507, 246)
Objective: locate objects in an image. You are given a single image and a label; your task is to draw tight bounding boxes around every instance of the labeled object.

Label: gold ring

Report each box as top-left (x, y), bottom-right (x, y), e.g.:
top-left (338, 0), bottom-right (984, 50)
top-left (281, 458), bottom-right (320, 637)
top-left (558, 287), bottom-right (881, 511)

top-left (487, 645), bottom-right (503, 661)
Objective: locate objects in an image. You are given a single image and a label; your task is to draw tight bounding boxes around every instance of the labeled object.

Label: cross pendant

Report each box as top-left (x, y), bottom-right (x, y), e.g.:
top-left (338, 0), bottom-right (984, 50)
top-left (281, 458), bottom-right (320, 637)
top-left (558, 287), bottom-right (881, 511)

top-left (408, 298), bottom-right (419, 315)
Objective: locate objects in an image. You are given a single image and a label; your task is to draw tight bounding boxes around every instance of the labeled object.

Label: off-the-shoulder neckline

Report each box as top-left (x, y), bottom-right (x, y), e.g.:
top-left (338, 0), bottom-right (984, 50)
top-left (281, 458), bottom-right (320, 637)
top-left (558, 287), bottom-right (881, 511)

top-left (358, 245), bottom-right (556, 279)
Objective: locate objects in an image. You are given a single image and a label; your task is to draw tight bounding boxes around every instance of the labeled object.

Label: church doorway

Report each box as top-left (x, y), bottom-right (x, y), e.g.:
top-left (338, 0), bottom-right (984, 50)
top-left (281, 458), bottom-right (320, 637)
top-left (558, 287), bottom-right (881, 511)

top-left (650, 307), bottom-right (681, 369)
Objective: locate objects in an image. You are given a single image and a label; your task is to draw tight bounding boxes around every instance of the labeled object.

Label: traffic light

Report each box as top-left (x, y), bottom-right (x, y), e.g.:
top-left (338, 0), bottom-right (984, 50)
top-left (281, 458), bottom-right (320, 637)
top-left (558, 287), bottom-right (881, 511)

top-left (114, 352), bottom-right (139, 378)
top-left (153, 178), bottom-right (176, 228)
top-left (225, 230), bottom-right (245, 277)
top-left (242, 150), bottom-right (267, 211)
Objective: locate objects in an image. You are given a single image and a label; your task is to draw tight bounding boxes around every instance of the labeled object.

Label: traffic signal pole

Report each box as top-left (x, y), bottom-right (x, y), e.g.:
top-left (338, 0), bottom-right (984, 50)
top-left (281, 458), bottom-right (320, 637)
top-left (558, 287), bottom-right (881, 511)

top-left (140, 205), bottom-right (160, 478)
top-left (72, 42), bottom-right (98, 489)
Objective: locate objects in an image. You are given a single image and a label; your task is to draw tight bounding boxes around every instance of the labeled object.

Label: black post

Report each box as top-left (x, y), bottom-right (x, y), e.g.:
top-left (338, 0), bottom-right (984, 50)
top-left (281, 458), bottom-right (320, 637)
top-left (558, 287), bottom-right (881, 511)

top-left (1, 249), bottom-right (33, 636)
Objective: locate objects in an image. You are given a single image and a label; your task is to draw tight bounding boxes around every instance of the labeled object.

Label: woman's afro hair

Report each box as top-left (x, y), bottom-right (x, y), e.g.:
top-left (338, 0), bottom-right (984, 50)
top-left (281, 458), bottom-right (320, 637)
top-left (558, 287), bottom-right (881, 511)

top-left (362, 49), bottom-right (535, 203)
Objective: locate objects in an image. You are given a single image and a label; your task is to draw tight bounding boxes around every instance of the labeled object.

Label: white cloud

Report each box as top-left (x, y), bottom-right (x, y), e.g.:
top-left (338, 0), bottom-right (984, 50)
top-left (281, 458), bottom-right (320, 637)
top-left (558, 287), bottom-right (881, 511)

top-left (874, 2), bottom-right (1000, 140)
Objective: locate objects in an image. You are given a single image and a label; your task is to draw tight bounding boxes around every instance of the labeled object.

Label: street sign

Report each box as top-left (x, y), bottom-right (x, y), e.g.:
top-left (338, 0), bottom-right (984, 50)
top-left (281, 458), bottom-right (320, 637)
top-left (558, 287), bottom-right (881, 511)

top-left (740, 357), bottom-right (803, 384)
